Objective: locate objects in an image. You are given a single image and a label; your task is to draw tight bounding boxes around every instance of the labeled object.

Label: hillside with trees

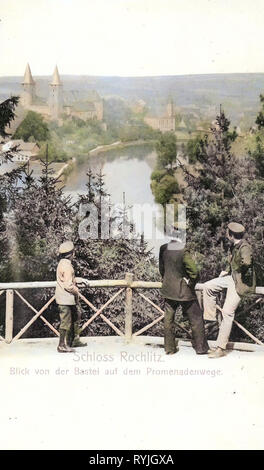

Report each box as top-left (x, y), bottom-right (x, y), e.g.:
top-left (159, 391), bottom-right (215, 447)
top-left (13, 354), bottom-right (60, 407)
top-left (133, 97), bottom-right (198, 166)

top-left (2, 72), bottom-right (264, 127)
top-left (11, 98), bottom-right (161, 164)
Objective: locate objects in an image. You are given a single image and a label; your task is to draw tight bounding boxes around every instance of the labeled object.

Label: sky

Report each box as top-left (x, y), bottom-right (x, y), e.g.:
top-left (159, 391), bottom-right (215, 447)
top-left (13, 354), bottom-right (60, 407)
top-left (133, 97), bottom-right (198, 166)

top-left (1, 0), bottom-right (264, 77)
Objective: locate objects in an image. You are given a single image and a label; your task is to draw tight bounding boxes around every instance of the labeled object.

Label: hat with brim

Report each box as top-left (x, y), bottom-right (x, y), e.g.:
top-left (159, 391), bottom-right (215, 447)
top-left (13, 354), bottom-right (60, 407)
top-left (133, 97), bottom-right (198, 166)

top-left (59, 241), bottom-right (74, 254)
top-left (227, 222), bottom-right (245, 234)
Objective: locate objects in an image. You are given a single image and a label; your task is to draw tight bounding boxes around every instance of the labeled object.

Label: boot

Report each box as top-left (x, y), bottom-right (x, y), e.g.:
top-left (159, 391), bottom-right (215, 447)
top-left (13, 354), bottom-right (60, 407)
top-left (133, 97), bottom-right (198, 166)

top-left (57, 329), bottom-right (75, 353)
top-left (66, 325), bottom-right (74, 347)
top-left (208, 347), bottom-right (226, 358)
top-left (71, 322), bottom-right (87, 348)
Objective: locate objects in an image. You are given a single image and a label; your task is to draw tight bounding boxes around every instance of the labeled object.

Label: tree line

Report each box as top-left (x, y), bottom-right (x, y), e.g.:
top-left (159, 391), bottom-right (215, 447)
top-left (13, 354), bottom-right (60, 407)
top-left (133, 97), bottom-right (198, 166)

top-left (12, 98), bottom-right (162, 164)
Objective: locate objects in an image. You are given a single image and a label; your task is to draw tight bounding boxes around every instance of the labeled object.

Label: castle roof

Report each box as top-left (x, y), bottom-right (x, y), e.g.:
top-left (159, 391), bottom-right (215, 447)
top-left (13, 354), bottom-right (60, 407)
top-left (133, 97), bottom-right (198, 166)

top-left (3, 140), bottom-right (40, 152)
top-left (22, 63), bottom-right (35, 85)
top-left (72, 101), bottom-right (96, 112)
top-left (50, 65), bottom-right (62, 86)
top-left (178, 119), bottom-right (187, 129)
top-left (86, 90), bottom-right (101, 101)
top-left (1, 140), bottom-right (40, 159)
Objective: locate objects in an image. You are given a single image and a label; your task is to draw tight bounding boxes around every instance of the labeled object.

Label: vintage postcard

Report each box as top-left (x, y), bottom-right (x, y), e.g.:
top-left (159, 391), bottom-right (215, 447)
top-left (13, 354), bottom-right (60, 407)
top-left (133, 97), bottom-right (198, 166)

top-left (0, 0), bottom-right (264, 452)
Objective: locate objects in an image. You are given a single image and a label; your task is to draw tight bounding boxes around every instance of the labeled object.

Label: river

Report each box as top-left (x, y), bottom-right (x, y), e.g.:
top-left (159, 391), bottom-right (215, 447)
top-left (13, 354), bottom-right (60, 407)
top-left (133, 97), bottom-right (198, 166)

top-left (63, 143), bottom-right (167, 256)
top-left (3, 143), bottom-right (168, 256)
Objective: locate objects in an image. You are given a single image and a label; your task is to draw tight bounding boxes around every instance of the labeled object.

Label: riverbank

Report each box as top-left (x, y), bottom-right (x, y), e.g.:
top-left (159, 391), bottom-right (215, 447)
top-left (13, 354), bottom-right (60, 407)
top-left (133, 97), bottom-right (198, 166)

top-left (52, 140), bottom-right (155, 180)
top-left (54, 140), bottom-right (156, 180)
top-left (54, 157), bottom-right (76, 179)
top-left (88, 139), bottom-right (156, 157)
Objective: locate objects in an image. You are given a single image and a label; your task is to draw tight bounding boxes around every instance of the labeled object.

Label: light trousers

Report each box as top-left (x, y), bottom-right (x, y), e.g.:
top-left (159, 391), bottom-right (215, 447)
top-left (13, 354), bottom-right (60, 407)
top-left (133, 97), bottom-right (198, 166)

top-left (202, 275), bottom-right (241, 349)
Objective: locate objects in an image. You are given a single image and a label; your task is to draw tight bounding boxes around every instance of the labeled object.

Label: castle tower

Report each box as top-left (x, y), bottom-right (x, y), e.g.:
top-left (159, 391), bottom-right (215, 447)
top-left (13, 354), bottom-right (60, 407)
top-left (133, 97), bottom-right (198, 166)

top-left (166, 96), bottom-right (174, 117)
top-left (49, 65), bottom-right (63, 120)
top-left (21, 63), bottom-right (36, 107)
top-left (94, 98), bottom-right (104, 121)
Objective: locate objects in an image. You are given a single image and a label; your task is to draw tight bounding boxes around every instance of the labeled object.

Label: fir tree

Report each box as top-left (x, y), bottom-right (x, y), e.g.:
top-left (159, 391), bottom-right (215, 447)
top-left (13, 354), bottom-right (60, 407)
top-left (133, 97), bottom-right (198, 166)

top-left (183, 109), bottom-right (243, 276)
top-left (0, 97), bottom-right (19, 139)
top-left (0, 97), bottom-right (24, 281)
top-left (73, 169), bottom-right (161, 336)
top-left (249, 95), bottom-right (264, 178)
top-left (14, 145), bottom-right (73, 281)
top-left (182, 109), bottom-right (264, 343)
top-left (0, 97), bottom-right (22, 335)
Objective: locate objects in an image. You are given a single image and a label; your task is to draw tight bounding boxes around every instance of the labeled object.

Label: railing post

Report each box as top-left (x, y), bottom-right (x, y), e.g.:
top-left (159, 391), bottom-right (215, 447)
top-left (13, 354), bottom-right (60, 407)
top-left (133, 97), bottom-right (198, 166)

top-left (125, 273), bottom-right (134, 341)
top-left (5, 289), bottom-right (14, 344)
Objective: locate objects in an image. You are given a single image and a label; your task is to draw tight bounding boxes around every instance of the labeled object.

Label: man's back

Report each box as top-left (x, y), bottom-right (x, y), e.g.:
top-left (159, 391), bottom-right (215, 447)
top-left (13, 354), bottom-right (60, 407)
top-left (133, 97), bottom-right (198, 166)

top-left (55, 258), bottom-right (76, 305)
top-left (229, 239), bottom-right (256, 295)
top-left (159, 241), bottom-right (198, 301)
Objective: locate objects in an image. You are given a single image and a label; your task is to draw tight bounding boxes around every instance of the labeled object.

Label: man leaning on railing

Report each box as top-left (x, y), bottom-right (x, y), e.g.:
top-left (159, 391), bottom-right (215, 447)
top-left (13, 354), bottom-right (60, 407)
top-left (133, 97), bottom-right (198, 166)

top-left (55, 241), bottom-right (89, 353)
top-left (202, 222), bottom-right (256, 359)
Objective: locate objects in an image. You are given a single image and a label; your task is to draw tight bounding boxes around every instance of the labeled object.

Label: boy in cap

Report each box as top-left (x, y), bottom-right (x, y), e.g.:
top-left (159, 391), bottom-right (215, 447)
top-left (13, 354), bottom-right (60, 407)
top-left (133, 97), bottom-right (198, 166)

top-left (202, 222), bottom-right (256, 358)
top-left (55, 241), bottom-right (88, 353)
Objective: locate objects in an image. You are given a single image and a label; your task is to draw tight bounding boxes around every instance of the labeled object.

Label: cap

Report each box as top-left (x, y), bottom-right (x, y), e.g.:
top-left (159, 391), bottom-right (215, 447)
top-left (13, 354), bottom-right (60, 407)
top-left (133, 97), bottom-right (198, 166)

top-left (59, 241), bottom-right (74, 254)
top-left (227, 222), bottom-right (245, 234)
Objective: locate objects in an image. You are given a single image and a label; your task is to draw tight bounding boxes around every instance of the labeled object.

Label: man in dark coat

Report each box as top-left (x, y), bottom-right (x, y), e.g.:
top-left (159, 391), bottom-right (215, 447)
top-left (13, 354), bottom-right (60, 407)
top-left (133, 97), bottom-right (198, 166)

top-left (159, 231), bottom-right (209, 355)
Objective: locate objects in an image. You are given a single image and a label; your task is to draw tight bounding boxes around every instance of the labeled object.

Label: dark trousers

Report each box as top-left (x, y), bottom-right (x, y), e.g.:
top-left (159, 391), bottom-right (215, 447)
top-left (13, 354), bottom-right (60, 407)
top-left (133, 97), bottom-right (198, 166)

top-left (164, 298), bottom-right (208, 354)
top-left (58, 305), bottom-right (81, 330)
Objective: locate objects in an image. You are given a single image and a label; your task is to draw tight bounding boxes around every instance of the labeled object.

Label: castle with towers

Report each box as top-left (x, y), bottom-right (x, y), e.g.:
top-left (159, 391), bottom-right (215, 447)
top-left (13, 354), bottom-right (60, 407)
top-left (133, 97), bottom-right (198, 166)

top-left (20, 63), bottom-right (103, 122)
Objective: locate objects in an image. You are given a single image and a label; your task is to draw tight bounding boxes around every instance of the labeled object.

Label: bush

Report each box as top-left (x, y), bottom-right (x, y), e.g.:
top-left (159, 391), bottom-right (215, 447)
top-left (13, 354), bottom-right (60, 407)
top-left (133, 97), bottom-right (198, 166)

top-left (151, 174), bottom-right (179, 205)
top-left (13, 111), bottom-right (49, 142)
top-left (150, 169), bottom-right (167, 182)
top-left (38, 142), bottom-right (68, 162)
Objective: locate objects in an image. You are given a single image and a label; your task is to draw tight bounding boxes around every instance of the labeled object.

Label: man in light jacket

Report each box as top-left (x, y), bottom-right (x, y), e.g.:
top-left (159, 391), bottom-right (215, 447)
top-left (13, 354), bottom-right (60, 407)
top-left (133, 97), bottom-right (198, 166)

top-left (55, 241), bottom-right (88, 353)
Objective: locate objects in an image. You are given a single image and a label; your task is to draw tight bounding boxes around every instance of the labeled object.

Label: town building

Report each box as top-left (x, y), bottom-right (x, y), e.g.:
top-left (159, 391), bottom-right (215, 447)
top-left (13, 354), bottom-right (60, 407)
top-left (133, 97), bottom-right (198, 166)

top-left (130, 99), bottom-right (147, 114)
top-left (64, 91), bottom-right (104, 121)
top-left (144, 97), bottom-right (176, 132)
top-left (0, 140), bottom-right (40, 163)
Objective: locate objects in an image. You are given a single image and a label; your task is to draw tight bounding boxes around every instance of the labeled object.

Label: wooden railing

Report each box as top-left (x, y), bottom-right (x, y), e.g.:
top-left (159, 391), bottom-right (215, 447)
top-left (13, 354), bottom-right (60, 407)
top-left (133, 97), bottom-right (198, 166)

top-left (0, 274), bottom-right (264, 345)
